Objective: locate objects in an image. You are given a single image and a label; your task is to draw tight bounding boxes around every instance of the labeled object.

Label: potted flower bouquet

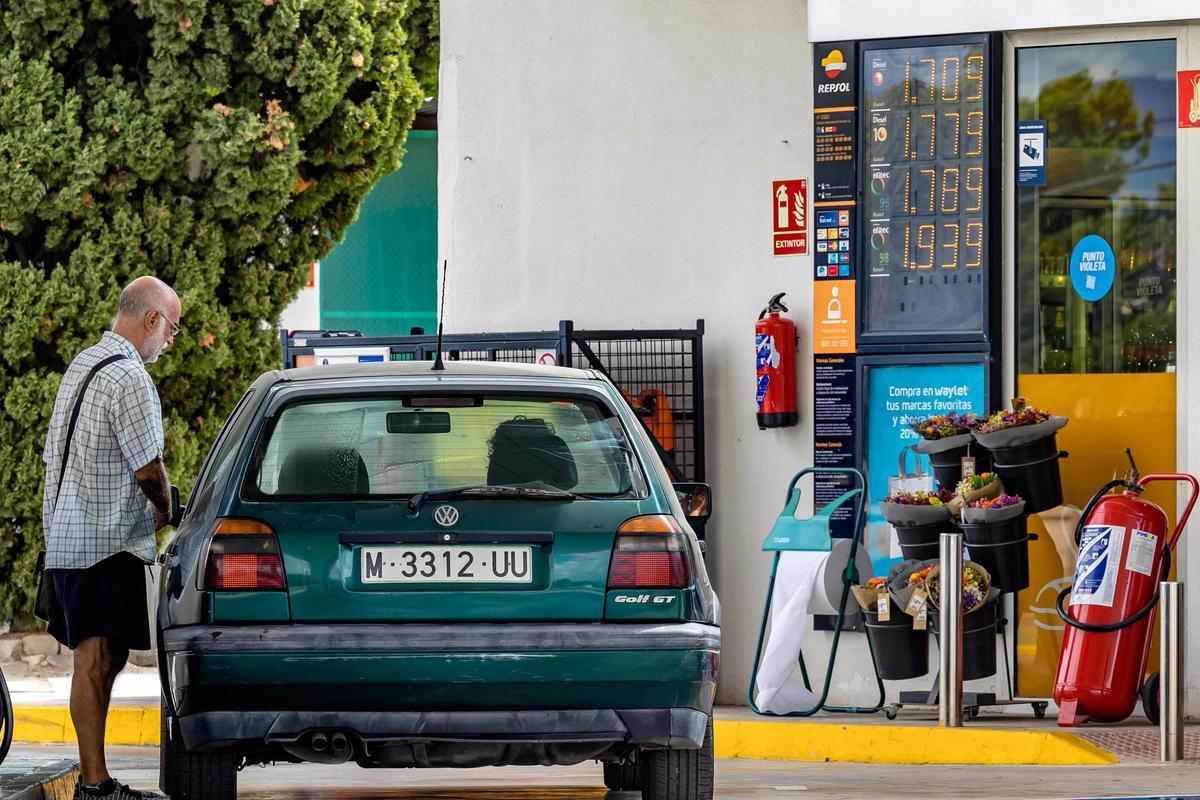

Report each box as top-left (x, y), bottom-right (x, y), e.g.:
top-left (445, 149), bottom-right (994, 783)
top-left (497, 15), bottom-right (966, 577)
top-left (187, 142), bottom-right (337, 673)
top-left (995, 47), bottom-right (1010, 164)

top-left (948, 471), bottom-right (1003, 519)
top-left (971, 399), bottom-right (1068, 512)
top-left (924, 562), bottom-right (1001, 681)
top-left (910, 412), bottom-right (992, 492)
top-left (959, 493), bottom-right (1031, 592)
top-left (880, 490), bottom-right (955, 561)
top-left (859, 565), bottom-right (931, 681)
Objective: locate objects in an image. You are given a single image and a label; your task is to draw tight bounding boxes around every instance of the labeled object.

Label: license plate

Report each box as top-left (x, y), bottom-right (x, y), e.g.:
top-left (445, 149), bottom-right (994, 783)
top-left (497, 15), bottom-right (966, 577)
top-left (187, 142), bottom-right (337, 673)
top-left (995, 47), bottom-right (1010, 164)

top-left (360, 546), bottom-right (534, 584)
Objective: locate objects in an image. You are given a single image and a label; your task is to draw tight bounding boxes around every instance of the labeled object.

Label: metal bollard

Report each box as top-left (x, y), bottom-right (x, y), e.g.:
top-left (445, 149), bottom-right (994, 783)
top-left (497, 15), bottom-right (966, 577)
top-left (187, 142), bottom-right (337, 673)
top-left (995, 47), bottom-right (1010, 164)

top-left (1160, 581), bottom-right (1183, 762)
top-left (939, 531), bottom-right (964, 727)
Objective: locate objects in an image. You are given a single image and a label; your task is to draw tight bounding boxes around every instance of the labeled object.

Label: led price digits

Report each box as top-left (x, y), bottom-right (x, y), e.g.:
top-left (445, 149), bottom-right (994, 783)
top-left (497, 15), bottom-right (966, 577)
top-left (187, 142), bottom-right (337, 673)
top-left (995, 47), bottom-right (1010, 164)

top-left (865, 42), bottom-right (987, 274)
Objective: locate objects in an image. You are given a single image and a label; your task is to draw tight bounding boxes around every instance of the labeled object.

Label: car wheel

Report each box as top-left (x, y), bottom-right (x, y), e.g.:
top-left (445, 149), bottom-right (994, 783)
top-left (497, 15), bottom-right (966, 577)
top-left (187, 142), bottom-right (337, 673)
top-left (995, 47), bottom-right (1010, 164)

top-left (158, 697), bottom-right (172, 794)
top-left (1141, 672), bottom-right (1161, 726)
top-left (640, 716), bottom-right (713, 800)
top-left (160, 697), bottom-right (238, 800)
top-left (604, 759), bottom-right (641, 791)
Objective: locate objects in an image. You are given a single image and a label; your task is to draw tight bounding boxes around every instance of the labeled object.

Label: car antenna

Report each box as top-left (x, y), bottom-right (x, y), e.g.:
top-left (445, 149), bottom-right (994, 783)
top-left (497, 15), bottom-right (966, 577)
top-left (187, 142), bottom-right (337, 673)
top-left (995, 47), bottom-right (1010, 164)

top-left (432, 259), bottom-right (447, 371)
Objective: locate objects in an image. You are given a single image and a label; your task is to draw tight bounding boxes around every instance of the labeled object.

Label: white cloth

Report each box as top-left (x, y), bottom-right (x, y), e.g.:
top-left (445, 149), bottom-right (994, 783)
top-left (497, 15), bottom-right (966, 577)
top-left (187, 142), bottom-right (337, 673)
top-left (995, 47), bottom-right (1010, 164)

top-left (753, 551), bottom-right (829, 714)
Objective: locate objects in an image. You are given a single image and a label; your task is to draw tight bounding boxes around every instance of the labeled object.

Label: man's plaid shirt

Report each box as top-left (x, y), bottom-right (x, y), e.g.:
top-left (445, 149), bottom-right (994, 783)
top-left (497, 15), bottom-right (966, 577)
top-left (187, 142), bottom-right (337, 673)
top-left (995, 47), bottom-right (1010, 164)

top-left (42, 332), bottom-right (163, 570)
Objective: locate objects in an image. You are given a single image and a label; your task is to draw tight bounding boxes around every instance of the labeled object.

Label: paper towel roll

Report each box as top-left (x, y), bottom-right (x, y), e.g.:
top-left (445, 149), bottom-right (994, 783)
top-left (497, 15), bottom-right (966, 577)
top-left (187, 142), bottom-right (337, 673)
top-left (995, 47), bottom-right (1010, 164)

top-left (753, 540), bottom-right (875, 714)
top-left (775, 538), bottom-right (873, 616)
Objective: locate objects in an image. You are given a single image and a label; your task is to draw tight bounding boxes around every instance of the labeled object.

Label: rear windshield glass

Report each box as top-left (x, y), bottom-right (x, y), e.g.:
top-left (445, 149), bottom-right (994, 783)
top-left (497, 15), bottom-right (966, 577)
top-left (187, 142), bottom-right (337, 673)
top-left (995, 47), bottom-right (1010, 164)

top-left (249, 395), bottom-right (646, 499)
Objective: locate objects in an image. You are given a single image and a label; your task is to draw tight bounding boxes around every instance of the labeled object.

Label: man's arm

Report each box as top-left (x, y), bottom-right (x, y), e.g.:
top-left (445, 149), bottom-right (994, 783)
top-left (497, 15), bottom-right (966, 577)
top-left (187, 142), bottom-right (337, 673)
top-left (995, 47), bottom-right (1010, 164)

top-left (135, 456), bottom-right (171, 530)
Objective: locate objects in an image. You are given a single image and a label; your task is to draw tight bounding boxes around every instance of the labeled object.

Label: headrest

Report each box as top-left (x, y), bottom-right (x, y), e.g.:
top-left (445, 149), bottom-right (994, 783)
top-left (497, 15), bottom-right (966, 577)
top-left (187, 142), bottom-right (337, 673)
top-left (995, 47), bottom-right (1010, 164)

top-left (487, 417), bottom-right (578, 490)
top-left (277, 447), bottom-right (370, 496)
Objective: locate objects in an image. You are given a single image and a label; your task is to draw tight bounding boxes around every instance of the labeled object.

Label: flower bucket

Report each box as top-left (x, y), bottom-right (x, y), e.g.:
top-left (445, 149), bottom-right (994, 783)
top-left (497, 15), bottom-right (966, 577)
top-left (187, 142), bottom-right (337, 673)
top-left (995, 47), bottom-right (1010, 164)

top-left (986, 434), bottom-right (1066, 513)
top-left (864, 610), bottom-right (929, 680)
top-left (960, 516), bottom-right (1030, 593)
top-left (894, 522), bottom-right (952, 561)
top-left (930, 602), bottom-right (998, 681)
top-left (927, 444), bottom-right (994, 494)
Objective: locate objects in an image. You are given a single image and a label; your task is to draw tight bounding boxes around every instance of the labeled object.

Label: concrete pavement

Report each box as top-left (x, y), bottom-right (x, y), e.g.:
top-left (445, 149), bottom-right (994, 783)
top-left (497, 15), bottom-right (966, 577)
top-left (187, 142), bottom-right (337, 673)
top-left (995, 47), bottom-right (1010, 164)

top-left (8, 744), bottom-right (1200, 799)
top-left (0, 755), bottom-right (76, 800)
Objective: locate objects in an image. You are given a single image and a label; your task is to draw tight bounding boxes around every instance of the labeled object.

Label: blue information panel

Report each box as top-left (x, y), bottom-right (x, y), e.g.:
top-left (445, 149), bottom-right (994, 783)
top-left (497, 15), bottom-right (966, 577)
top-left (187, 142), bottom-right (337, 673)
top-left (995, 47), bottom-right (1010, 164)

top-left (863, 361), bottom-right (987, 577)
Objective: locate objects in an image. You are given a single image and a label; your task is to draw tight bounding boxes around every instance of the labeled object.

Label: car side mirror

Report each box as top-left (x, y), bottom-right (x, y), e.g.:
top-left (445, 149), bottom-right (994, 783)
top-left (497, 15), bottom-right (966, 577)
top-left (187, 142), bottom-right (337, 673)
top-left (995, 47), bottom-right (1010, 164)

top-left (673, 482), bottom-right (712, 521)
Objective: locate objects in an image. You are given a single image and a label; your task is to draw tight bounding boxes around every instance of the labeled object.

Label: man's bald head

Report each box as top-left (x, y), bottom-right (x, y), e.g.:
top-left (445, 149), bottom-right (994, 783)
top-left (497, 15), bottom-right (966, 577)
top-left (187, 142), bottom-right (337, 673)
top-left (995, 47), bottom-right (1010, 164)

top-left (112, 276), bottom-right (181, 364)
top-left (117, 276), bottom-right (177, 321)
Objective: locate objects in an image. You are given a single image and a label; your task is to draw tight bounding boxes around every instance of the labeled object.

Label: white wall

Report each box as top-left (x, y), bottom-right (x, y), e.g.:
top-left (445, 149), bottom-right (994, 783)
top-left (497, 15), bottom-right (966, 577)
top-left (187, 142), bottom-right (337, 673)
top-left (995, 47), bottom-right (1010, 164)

top-left (439, 0), bottom-right (1198, 711)
top-left (811, 1), bottom-right (1198, 42)
top-left (279, 263), bottom-right (320, 333)
top-left (438, 0), bottom-right (957, 707)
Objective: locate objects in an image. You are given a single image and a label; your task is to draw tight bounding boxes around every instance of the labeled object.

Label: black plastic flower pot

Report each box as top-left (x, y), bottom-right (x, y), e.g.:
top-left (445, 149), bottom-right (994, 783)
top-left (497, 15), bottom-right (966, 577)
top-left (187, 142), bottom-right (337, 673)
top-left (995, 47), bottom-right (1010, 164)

top-left (894, 522), bottom-right (954, 561)
top-left (930, 602), bottom-right (998, 681)
top-left (960, 517), bottom-right (1030, 593)
top-left (988, 434), bottom-right (1066, 513)
top-left (928, 444), bottom-right (994, 494)
top-left (864, 610), bottom-right (929, 680)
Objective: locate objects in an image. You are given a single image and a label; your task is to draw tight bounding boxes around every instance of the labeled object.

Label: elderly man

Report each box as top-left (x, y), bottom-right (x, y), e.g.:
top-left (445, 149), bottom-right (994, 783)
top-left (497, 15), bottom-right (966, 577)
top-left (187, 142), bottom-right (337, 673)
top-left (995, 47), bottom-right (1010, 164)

top-left (42, 276), bottom-right (181, 800)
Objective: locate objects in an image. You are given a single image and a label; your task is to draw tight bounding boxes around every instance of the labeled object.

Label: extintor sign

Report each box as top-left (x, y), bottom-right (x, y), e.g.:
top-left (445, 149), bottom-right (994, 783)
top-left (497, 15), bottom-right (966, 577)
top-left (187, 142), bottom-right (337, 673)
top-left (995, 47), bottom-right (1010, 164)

top-left (773, 179), bottom-right (808, 256)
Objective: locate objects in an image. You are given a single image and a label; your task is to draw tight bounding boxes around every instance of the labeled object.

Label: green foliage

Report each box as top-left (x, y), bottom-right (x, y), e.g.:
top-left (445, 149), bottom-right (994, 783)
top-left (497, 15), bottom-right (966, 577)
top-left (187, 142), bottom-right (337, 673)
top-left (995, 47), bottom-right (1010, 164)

top-left (0, 1), bottom-right (437, 623)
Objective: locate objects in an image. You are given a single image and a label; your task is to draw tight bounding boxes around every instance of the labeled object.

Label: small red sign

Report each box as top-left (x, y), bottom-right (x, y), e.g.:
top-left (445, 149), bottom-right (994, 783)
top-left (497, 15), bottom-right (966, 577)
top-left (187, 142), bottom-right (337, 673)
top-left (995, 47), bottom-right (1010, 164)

top-left (1179, 71), bottom-right (1200, 128)
top-left (773, 179), bottom-right (808, 256)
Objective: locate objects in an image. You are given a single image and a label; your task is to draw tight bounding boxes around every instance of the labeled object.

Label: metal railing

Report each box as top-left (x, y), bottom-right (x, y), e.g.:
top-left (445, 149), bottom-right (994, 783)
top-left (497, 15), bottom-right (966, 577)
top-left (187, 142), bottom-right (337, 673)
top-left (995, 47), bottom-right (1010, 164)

top-left (279, 321), bottom-right (707, 488)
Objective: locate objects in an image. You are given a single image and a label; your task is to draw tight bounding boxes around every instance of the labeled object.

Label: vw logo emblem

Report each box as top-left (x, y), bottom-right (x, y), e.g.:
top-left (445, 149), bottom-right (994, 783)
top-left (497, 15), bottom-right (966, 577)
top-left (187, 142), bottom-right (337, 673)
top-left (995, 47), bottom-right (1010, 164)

top-left (433, 505), bottom-right (460, 528)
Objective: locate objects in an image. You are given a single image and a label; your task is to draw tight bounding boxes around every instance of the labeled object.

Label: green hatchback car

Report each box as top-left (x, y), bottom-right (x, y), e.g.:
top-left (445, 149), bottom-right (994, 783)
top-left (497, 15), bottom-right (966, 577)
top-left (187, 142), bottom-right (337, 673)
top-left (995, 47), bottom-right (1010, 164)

top-left (157, 361), bottom-right (719, 800)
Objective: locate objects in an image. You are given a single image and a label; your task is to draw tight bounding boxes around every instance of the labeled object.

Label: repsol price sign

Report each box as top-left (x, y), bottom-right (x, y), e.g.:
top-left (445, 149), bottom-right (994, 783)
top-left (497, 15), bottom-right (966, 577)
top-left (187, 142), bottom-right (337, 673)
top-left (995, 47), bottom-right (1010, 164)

top-left (858, 35), bottom-right (998, 345)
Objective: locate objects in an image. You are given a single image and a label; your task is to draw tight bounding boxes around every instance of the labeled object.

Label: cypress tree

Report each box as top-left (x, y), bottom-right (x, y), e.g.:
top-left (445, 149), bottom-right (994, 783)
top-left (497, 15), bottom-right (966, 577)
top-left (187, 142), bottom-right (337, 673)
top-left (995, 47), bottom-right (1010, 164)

top-left (0, 1), bottom-right (436, 621)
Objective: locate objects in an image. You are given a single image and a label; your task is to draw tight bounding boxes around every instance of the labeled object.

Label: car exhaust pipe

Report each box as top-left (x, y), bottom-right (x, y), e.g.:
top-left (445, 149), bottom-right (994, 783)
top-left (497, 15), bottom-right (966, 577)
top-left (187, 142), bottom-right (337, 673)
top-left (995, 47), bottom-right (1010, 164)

top-left (283, 730), bottom-right (354, 765)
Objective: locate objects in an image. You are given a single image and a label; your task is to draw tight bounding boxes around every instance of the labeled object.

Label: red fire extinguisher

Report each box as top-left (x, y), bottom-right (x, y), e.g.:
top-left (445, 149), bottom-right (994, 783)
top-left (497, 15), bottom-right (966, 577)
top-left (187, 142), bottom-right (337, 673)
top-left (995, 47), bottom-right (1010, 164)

top-left (755, 292), bottom-right (797, 429)
top-left (1054, 449), bottom-right (1199, 726)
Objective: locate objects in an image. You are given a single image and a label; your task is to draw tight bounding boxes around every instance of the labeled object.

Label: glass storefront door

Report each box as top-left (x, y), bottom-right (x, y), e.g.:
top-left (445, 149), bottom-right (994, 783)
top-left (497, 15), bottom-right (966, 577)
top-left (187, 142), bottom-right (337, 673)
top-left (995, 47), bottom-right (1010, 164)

top-left (1014, 39), bottom-right (1177, 697)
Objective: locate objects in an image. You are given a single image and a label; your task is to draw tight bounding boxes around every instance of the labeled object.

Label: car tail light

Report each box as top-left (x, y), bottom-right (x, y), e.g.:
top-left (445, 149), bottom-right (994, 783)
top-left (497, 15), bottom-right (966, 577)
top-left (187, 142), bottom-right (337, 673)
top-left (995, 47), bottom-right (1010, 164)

top-left (203, 518), bottom-right (286, 591)
top-left (607, 515), bottom-right (692, 589)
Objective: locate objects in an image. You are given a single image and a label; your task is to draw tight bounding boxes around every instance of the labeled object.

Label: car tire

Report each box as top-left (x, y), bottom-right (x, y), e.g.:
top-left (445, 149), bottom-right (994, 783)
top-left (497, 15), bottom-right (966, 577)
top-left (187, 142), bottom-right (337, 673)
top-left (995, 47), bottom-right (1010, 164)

top-left (158, 697), bottom-right (172, 795)
top-left (160, 697), bottom-right (238, 800)
top-left (604, 759), bottom-right (641, 791)
top-left (1141, 672), bottom-right (1161, 726)
top-left (640, 716), bottom-right (714, 800)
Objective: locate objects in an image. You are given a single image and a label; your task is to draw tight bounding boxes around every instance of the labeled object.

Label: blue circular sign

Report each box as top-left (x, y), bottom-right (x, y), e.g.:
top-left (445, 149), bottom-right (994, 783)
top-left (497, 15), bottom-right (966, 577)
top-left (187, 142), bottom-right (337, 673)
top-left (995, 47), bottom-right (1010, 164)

top-left (1069, 235), bottom-right (1116, 302)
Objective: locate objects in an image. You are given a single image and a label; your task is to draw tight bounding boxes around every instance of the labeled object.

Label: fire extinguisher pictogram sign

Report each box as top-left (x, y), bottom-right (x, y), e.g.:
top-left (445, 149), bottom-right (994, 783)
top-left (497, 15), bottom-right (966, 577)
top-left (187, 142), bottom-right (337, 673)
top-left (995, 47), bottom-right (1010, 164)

top-left (773, 179), bottom-right (808, 256)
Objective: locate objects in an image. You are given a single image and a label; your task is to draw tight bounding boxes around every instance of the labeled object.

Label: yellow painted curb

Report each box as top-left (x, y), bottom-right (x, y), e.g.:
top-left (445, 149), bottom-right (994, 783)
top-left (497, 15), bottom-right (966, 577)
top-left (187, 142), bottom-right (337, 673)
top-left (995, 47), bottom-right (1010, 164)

top-left (713, 719), bottom-right (1120, 766)
top-left (13, 705), bottom-right (1120, 766)
top-left (14, 705), bottom-right (160, 747)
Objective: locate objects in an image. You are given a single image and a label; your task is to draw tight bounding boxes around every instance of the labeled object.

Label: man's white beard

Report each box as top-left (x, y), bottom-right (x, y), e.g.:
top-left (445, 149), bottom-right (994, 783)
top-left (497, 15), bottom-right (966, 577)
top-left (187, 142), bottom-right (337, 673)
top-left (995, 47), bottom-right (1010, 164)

top-left (142, 331), bottom-right (168, 364)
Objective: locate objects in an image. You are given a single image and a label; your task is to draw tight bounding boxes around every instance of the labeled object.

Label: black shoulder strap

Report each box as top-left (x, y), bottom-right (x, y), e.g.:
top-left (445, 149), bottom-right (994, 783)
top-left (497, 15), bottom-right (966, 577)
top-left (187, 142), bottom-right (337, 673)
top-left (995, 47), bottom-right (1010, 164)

top-left (54, 353), bottom-right (129, 505)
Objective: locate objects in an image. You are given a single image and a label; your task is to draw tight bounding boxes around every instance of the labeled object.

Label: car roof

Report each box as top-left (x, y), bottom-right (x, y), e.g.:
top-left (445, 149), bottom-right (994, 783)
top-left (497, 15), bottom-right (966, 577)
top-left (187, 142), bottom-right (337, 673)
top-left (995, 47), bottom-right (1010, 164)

top-left (274, 360), bottom-right (600, 384)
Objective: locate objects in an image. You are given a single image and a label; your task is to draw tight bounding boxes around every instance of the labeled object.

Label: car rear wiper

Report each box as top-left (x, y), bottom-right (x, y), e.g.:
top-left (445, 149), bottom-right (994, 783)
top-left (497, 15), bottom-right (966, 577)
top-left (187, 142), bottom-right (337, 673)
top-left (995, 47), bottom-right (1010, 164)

top-left (406, 484), bottom-right (577, 516)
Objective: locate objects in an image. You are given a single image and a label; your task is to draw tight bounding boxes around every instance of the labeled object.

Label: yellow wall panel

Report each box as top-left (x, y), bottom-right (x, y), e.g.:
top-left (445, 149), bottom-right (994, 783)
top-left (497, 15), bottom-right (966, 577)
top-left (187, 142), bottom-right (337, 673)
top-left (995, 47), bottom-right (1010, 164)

top-left (1014, 373), bottom-right (1176, 697)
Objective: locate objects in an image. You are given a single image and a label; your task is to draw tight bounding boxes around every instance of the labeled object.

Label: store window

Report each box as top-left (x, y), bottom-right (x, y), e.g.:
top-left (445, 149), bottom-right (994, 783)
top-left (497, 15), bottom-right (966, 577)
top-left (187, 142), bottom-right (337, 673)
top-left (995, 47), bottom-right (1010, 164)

top-left (1013, 38), bottom-right (1177, 699)
top-left (1016, 40), bottom-right (1176, 374)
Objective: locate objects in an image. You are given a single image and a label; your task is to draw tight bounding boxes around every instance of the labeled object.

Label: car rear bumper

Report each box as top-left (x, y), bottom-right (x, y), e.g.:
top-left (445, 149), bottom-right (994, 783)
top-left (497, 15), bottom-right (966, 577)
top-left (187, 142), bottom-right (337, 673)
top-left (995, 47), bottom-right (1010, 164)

top-left (162, 622), bottom-right (719, 751)
top-left (178, 707), bottom-right (710, 753)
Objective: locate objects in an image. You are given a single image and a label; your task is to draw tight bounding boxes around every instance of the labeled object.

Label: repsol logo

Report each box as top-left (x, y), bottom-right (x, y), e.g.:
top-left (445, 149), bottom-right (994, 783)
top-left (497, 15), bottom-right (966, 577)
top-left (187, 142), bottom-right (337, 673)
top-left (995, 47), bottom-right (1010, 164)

top-left (818, 82), bottom-right (850, 94)
top-left (614, 594), bottom-right (677, 605)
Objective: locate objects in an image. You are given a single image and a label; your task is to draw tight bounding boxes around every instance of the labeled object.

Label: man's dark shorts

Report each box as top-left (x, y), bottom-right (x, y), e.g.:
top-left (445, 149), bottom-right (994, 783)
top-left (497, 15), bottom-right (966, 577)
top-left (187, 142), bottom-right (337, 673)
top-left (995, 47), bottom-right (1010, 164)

top-left (46, 551), bottom-right (151, 652)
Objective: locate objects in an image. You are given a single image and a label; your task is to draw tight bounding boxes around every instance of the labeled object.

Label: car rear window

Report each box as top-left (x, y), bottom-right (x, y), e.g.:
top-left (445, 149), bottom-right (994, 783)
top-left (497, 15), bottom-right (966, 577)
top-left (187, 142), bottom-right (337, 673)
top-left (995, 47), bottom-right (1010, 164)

top-left (249, 394), bottom-right (646, 499)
